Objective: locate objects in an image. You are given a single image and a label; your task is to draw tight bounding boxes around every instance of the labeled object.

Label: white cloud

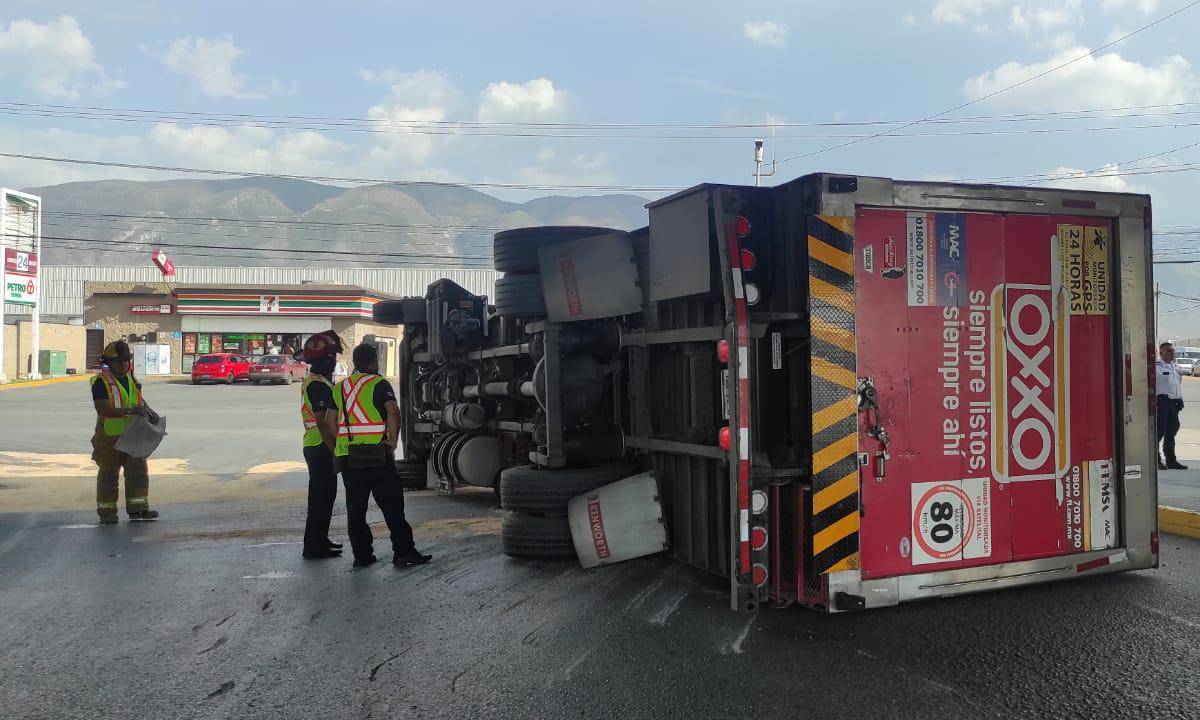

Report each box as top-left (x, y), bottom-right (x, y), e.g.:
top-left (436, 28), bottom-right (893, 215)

top-left (147, 123), bottom-right (345, 176)
top-left (362, 69), bottom-right (461, 165)
top-left (1102, 0), bottom-right (1159, 14)
top-left (1042, 164), bottom-right (1133, 192)
top-left (933, 0), bottom-right (1004, 24)
top-left (964, 47), bottom-right (1197, 110)
top-left (477, 78), bottom-right (570, 123)
top-left (742, 20), bottom-right (788, 47)
top-left (164, 35), bottom-right (261, 99)
top-left (0, 16), bottom-right (123, 98)
top-left (942, 0), bottom-right (1084, 34)
top-left (903, 14), bottom-right (917, 25)
top-left (1029, 0), bottom-right (1081, 31)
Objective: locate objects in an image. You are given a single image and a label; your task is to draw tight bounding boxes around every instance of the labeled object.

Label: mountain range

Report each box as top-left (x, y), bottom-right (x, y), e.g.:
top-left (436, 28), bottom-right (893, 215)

top-left (25, 177), bottom-right (651, 268)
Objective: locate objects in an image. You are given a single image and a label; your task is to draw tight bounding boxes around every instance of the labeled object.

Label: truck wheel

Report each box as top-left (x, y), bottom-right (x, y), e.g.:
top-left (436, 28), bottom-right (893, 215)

top-left (395, 461), bottom-right (428, 490)
top-left (494, 274), bottom-right (546, 318)
top-left (493, 226), bottom-right (619, 274)
top-left (373, 298), bottom-right (427, 326)
top-left (500, 463), bottom-right (640, 516)
top-left (501, 511), bottom-right (576, 559)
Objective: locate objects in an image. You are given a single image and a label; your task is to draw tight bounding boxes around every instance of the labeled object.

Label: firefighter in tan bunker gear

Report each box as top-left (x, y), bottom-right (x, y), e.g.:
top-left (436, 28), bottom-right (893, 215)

top-left (90, 341), bottom-right (160, 525)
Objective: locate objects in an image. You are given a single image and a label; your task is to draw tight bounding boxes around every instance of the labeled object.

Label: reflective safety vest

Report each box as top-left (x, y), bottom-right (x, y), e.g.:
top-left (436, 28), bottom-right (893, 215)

top-left (90, 370), bottom-right (142, 437)
top-left (300, 374), bottom-right (339, 448)
top-left (335, 372), bottom-right (387, 457)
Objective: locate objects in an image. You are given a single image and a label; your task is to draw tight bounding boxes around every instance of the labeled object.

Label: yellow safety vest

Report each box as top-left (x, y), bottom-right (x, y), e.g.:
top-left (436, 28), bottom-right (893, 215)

top-left (91, 370), bottom-right (142, 437)
top-left (335, 372), bottom-right (387, 457)
top-left (300, 374), bottom-right (339, 448)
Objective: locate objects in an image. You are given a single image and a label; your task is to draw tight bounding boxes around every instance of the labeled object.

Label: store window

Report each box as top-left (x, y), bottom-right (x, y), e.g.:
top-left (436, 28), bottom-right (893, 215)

top-left (266, 333), bottom-right (305, 358)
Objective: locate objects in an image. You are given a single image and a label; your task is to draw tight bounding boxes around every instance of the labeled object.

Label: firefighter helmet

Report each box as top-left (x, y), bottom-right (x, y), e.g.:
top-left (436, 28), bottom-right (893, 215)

top-left (101, 340), bottom-right (133, 361)
top-left (302, 331), bottom-right (344, 362)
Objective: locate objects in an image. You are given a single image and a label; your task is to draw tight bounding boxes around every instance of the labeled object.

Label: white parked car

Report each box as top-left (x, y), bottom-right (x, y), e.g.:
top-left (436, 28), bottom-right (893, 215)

top-left (1175, 349), bottom-right (1200, 376)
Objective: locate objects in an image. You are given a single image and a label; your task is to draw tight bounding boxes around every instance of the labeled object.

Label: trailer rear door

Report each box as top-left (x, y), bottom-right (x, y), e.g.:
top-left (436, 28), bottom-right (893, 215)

top-left (854, 208), bottom-right (1119, 579)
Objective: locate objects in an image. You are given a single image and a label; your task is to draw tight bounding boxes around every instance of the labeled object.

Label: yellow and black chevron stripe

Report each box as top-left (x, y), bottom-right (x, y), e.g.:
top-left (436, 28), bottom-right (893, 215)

top-left (807, 214), bottom-right (860, 575)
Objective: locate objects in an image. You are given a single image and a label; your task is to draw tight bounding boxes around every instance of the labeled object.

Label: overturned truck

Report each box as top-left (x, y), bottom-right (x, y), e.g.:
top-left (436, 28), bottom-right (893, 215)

top-left (376, 173), bottom-right (1160, 612)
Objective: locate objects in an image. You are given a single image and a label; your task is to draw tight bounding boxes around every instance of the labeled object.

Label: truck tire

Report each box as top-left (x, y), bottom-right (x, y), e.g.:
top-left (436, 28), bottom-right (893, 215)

top-left (395, 461), bottom-right (427, 490)
top-left (493, 226), bottom-right (620, 274)
top-left (494, 274), bottom-right (546, 318)
top-left (500, 463), bottom-right (640, 516)
top-left (373, 298), bottom-right (427, 326)
top-left (501, 511), bottom-right (576, 559)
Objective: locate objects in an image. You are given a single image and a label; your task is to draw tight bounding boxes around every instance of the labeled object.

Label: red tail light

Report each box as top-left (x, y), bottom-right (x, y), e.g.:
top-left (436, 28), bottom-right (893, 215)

top-left (735, 216), bottom-right (751, 238)
top-left (719, 426), bottom-right (731, 451)
top-left (740, 249), bottom-right (757, 271)
top-left (717, 339), bottom-right (730, 364)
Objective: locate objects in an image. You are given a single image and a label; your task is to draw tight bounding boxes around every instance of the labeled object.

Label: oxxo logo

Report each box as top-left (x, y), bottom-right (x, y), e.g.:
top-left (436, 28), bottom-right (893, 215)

top-left (993, 284), bottom-right (1069, 482)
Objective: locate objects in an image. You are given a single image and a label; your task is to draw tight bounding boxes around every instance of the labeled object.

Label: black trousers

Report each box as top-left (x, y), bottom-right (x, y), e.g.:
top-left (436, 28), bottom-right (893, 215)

top-left (302, 444), bottom-right (338, 551)
top-left (1158, 395), bottom-right (1183, 465)
top-left (342, 458), bottom-right (415, 561)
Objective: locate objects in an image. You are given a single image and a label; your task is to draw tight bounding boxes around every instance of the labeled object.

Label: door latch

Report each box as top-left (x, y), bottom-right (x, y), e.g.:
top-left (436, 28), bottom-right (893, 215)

top-left (857, 378), bottom-right (890, 449)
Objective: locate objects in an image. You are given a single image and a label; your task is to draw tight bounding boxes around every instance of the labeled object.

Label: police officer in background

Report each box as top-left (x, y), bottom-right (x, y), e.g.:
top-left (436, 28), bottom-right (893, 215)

top-left (336, 342), bottom-right (431, 569)
top-left (90, 341), bottom-right (159, 524)
top-left (1157, 341), bottom-right (1188, 471)
top-left (300, 331), bottom-right (346, 559)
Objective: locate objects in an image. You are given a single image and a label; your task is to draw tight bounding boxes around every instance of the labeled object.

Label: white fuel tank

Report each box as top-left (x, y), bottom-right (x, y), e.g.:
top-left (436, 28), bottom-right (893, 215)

top-left (568, 471), bottom-right (668, 569)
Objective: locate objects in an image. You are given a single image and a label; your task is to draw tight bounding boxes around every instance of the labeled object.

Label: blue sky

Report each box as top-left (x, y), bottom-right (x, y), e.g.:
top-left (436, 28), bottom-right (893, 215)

top-left (3, 0), bottom-right (1200, 335)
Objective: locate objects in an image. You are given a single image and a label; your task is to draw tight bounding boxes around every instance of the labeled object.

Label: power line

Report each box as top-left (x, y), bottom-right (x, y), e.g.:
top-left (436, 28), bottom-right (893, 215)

top-left (11, 99), bottom-right (1200, 130)
top-left (42, 219), bottom-right (491, 249)
top-left (775, 0), bottom-right (1200, 166)
top-left (10, 105), bottom-right (1200, 143)
top-left (37, 237), bottom-right (492, 267)
top-left (34, 232), bottom-right (489, 261)
top-left (0, 151), bottom-right (681, 193)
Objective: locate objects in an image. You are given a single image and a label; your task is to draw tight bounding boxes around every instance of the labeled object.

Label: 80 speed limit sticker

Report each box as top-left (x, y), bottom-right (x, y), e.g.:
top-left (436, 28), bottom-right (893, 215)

top-left (910, 478), bottom-right (992, 566)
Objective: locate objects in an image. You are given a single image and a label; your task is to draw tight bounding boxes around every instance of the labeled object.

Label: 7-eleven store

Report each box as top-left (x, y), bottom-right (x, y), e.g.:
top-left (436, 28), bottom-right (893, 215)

top-left (174, 284), bottom-right (403, 375)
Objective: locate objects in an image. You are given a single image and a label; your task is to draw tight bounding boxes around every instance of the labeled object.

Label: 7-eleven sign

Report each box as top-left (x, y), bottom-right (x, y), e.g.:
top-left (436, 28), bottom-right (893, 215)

top-left (153, 249), bottom-right (175, 277)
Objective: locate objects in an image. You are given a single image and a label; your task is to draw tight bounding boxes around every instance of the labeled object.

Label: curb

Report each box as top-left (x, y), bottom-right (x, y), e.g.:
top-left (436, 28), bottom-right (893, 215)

top-left (0, 375), bottom-right (88, 391)
top-left (0, 374), bottom-right (189, 392)
top-left (1159, 506), bottom-right (1200, 541)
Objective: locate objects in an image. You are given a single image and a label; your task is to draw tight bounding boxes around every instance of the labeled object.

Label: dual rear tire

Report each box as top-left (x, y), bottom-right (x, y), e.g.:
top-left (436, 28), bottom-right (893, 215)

top-left (499, 463), bottom-right (640, 559)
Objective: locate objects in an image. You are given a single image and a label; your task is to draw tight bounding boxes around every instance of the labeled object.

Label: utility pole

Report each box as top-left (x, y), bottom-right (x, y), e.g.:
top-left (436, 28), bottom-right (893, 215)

top-left (753, 138), bottom-right (776, 187)
top-left (1155, 282), bottom-right (1161, 343)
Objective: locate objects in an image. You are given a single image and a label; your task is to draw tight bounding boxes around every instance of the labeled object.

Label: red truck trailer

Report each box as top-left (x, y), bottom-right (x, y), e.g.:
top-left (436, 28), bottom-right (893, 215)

top-left (379, 172), bottom-right (1158, 612)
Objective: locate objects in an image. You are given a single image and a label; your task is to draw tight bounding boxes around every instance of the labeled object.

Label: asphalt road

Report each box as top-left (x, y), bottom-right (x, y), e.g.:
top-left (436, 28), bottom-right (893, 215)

top-left (1, 380), bottom-right (1199, 719)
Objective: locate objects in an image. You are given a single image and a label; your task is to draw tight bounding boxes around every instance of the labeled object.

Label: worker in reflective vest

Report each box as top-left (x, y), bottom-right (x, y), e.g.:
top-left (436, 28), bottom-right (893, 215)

top-left (89, 341), bottom-right (159, 524)
top-left (335, 342), bottom-right (431, 569)
top-left (300, 331), bottom-right (346, 559)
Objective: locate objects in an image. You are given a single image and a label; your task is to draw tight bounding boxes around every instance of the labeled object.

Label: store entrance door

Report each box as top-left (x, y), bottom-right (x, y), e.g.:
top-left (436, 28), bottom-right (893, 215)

top-left (86, 329), bottom-right (105, 369)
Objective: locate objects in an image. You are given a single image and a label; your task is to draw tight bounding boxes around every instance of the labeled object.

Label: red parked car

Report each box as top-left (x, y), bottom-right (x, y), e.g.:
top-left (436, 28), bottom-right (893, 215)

top-left (249, 355), bottom-right (308, 385)
top-left (191, 353), bottom-right (253, 385)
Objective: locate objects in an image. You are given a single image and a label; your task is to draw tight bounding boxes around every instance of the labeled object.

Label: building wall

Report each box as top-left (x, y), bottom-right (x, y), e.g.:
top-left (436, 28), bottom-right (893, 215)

top-left (332, 318), bottom-right (404, 378)
top-left (83, 283), bottom-right (183, 373)
top-left (14, 266), bottom-right (499, 318)
top-left (2, 320), bottom-right (85, 378)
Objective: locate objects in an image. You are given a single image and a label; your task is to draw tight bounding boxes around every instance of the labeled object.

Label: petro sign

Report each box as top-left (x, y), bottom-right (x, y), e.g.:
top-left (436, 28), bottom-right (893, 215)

top-left (3, 248), bottom-right (37, 305)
